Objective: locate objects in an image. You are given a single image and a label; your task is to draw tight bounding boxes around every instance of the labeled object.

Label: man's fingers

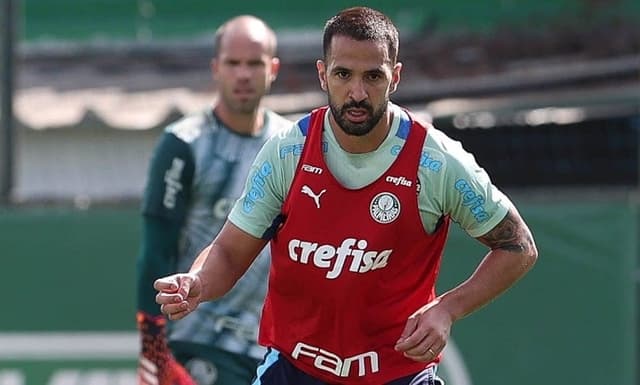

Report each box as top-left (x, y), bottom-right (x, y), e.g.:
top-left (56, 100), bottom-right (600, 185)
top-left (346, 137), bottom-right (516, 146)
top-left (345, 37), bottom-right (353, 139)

top-left (403, 341), bottom-right (445, 362)
top-left (396, 317), bottom-right (417, 343)
top-left (177, 277), bottom-right (193, 300)
top-left (155, 291), bottom-right (184, 305)
top-left (153, 277), bottom-right (179, 292)
top-left (166, 307), bottom-right (191, 321)
top-left (159, 301), bottom-right (189, 317)
top-left (154, 274), bottom-right (198, 319)
top-left (401, 333), bottom-right (437, 357)
top-left (395, 317), bottom-right (427, 351)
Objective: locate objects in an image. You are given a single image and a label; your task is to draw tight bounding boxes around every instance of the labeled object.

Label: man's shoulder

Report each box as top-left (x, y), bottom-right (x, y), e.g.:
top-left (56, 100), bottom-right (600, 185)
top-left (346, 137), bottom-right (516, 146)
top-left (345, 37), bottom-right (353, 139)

top-left (423, 125), bottom-right (451, 149)
top-left (266, 114), bottom-right (307, 146)
top-left (424, 123), bottom-right (470, 158)
top-left (165, 111), bottom-right (209, 144)
top-left (265, 110), bottom-right (294, 130)
top-left (255, 113), bottom-right (305, 161)
top-left (415, 121), bottom-right (472, 176)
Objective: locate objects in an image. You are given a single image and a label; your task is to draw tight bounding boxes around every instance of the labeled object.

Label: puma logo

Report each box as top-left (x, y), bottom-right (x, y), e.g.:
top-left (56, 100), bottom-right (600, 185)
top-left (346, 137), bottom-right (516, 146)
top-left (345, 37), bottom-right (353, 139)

top-left (301, 185), bottom-right (326, 208)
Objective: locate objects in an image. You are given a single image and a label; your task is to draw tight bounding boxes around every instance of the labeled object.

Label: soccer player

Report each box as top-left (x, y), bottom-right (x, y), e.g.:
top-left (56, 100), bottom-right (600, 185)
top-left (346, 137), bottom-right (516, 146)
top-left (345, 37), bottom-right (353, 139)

top-left (154, 7), bottom-right (538, 385)
top-left (136, 15), bottom-right (291, 385)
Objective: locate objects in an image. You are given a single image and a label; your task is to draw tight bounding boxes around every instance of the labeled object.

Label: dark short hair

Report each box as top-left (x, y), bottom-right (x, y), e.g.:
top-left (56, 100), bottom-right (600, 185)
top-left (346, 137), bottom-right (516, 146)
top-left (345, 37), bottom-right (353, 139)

top-left (323, 7), bottom-right (399, 63)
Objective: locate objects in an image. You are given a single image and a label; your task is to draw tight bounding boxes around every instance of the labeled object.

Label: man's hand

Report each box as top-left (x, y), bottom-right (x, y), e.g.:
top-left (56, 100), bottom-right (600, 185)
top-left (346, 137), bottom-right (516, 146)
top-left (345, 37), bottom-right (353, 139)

top-left (394, 299), bottom-right (453, 362)
top-left (136, 312), bottom-right (196, 385)
top-left (154, 273), bottom-right (202, 320)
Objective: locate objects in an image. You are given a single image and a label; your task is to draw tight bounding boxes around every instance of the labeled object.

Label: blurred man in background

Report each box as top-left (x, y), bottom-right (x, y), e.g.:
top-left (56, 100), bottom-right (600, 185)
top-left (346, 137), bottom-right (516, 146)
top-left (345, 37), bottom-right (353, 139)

top-left (136, 15), bottom-right (291, 385)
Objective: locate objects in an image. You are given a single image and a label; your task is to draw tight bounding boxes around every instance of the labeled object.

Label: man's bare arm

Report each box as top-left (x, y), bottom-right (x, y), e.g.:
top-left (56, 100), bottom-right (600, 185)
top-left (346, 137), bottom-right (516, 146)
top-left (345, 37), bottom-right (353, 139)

top-left (476, 207), bottom-right (537, 255)
top-left (155, 220), bottom-right (268, 320)
top-left (191, 220), bottom-right (268, 301)
top-left (439, 206), bottom-right (538, 321)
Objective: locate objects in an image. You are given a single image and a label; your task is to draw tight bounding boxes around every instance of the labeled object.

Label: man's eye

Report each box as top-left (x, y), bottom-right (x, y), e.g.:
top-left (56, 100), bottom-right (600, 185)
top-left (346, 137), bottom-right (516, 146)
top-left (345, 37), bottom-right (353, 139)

top-left (336, 71), bottom-right (349, 79)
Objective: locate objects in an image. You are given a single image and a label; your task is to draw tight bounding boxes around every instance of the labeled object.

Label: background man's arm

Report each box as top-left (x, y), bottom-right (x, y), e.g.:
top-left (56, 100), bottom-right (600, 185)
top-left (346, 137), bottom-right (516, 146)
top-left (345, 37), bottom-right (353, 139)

top-left (136, 131), bottom-right (195, 385)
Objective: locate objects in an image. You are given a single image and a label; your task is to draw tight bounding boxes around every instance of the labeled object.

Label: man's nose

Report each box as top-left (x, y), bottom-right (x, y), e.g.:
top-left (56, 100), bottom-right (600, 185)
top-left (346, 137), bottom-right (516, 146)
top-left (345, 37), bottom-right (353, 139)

top-left (348, 79), bottom-right (367, 102)
top-left (236, 64), bottom-right (252, 79)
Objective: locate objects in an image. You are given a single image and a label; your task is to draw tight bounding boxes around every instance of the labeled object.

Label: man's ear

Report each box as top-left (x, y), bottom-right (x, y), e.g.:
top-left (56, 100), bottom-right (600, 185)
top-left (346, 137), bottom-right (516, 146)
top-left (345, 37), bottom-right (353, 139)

top-left (210, 58), bottom-right (219, 82)
top-left (316, 60), bottom-right (327, 91)
top-left (390, 62), bottom-right (402, 94)
top-left (270, 57), bottom-right (280, 82)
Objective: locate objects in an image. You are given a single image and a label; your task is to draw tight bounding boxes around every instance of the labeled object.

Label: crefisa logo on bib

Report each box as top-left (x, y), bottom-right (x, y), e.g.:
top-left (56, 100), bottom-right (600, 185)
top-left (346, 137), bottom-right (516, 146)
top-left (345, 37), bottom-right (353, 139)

top-left (370, 192), bottom-right (401, 224)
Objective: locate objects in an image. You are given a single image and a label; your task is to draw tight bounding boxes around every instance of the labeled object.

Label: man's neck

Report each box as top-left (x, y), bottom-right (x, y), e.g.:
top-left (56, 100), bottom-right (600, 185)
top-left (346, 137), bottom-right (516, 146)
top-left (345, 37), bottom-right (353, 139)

top-left (213, 104), bottom-right (264, 136)
top-left (328, 110), bottom-right (392, 154)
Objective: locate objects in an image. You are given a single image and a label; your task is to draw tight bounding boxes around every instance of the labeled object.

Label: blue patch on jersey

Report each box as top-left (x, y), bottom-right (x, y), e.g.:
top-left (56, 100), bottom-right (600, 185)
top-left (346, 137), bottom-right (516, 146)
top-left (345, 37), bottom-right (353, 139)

top-left (297, 114), bottom-right (311, 136)
top-left (395, 111), bottom-right (411, 139)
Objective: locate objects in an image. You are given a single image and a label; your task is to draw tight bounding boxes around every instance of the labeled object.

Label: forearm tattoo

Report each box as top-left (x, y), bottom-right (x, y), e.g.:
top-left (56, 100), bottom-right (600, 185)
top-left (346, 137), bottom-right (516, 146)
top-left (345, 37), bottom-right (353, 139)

top-left (477, 208), bottom-right (535, 254)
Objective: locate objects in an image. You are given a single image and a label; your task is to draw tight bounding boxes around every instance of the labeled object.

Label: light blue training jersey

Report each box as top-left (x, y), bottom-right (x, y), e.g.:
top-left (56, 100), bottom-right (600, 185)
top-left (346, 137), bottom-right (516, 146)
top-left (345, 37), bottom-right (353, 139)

top-left (229, 103), bottom-right (510, 240)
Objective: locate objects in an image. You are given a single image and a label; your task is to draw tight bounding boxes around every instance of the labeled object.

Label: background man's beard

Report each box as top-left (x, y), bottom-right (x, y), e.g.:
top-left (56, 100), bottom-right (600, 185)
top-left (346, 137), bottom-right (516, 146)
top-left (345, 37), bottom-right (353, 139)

top-left (329, 98), bottom-right (387, 136)
top-left (226, 96), bottom-right (260, 114)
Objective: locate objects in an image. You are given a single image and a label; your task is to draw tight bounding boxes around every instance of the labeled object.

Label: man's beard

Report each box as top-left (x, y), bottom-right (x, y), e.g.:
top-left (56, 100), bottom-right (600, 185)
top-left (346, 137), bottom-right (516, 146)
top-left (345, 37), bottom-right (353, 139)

top-left (233, 100), bottom-right (260, 114)
top-left (221, 84), bottom-right (266, 114)
top-left (227, 96), bottom-right (261, 114)
top-left (329, 97), bottom-right (387, 137)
